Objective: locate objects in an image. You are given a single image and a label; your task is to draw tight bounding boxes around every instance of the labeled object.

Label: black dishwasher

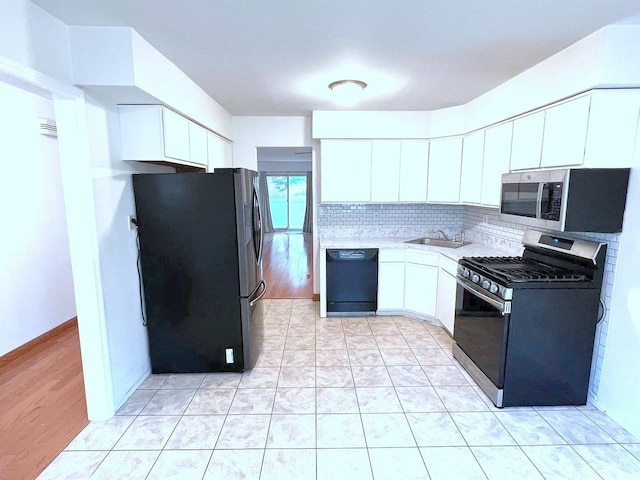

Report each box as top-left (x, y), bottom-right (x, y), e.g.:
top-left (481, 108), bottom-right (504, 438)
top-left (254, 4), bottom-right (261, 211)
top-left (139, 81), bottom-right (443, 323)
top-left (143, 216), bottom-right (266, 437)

top-left (326, 249), bottom-right (378, 315)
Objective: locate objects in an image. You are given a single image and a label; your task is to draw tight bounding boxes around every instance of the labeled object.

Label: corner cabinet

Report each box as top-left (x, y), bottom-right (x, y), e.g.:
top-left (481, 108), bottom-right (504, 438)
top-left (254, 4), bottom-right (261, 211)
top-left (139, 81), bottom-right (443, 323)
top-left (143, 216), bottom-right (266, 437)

top-left (119, 105), bottom-right (230, 170)
top-left (404, 251), bottom-right (438, 317)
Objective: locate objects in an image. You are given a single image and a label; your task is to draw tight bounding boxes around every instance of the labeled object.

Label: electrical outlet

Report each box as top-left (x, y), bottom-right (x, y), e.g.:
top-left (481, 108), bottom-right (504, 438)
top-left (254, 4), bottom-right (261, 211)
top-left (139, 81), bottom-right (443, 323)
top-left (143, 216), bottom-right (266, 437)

top-left (128, 215), bottom-right (137, 231)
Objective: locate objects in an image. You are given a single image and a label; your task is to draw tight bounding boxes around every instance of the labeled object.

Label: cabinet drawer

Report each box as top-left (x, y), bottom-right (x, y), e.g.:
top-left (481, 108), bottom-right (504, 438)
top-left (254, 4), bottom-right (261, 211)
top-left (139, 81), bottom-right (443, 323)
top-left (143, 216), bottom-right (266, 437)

top-left (405, 250), bottom-right (439, 266)
top-left (379, 249), bottom-right (405, 262)
top-left (439, 255), bottom-right (458, 276)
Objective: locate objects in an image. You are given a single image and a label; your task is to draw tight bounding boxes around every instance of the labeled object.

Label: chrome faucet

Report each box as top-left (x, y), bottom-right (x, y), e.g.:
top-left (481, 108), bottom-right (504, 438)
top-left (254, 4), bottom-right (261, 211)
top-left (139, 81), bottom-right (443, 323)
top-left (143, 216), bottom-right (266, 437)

top-left (453, 231), bottom-right (465, 243)
top-left (433, 229), bottom-right (448, 240)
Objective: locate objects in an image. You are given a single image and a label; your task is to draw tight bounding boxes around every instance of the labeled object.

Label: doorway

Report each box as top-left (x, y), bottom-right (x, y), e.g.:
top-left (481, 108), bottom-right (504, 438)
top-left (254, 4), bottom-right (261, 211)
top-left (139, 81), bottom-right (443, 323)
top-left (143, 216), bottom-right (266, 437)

top-left (257, 147), bottom-right (314, 299)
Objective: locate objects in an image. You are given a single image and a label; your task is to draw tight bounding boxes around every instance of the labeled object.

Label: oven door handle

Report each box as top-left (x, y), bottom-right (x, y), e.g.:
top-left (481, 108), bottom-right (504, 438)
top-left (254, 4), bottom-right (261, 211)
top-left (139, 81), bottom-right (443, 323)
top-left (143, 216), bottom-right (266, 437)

top-left (457, 277), bottom-right (510, 314)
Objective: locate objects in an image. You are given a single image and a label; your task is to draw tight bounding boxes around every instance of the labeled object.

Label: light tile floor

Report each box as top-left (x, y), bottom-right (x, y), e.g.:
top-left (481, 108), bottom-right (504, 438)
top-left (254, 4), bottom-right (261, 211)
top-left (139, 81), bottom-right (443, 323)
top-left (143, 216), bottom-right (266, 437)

top-left (39, 299), bottom-right (640, 479)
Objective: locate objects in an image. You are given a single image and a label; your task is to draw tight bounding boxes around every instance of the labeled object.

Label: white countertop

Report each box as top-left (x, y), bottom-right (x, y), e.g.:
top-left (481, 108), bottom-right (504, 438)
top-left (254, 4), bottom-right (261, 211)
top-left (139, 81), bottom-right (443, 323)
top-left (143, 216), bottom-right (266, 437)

top-left (319, 236), bottom-right (517, 262)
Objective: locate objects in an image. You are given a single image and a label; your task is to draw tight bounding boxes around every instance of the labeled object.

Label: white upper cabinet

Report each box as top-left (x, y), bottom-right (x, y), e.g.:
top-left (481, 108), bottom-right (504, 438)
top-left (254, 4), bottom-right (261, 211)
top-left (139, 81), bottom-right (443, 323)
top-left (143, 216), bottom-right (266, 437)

top-left (188, 122), bottom-right (208, 166)
top-left (399, 140), bottom-right (429, 202)
top-left (510, 111), bottom-right (545, 171)
top-left (428, 137), bottom-right (462, 203)
top-left (584, 90), bottom-right (640, 168)
top-left (460, 130), bottom-right (485, 204)
top-left (371, 140), bottom-right (401, 202)
top-left (162, 107), bottom-right (191, 161)
top-left (119, 105), bottom-right (221, 169)
top-left (481, 122), bottom-right (513, 207)
top-left (540, 95), bottom-right (591, 168)
top-left (320, 140), bottom-right (372, 202)
top-left (206, 131), bottom-right (232, 172)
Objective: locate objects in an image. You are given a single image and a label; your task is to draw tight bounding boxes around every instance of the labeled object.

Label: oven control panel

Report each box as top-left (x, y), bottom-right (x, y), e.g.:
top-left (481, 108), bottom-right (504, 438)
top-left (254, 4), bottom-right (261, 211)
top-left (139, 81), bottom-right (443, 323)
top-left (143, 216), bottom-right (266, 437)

top-left (458, 265), bottom-right (512, 301)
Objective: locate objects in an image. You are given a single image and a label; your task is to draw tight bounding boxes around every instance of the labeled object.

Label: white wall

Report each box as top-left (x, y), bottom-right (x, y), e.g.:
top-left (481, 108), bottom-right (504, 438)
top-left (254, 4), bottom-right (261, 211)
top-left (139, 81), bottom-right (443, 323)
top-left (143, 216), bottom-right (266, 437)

top-left (465, 25), bottom-right (640, 131)
top-left (0, 0), bottom-right (72, 84)
top-left (0, 80), bottom-right (76, 356)
top-left (258, 160), bottom-right (312, 173)
top-left (233, 116), bottom-right (313, 170)
top-left (596, 161), bottom-right (640, 438)
top-left (83, 92), bottom-right (174, 409)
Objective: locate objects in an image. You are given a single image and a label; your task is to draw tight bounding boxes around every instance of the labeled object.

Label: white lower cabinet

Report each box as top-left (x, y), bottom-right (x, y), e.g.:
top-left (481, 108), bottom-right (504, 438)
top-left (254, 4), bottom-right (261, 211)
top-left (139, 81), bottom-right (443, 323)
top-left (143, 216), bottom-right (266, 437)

top-left (437, 256), bottom-right (458, 335)
top-left (404, 251), bottom-right (438, 317)
top-left (377, 250), bottom-right (405, 310)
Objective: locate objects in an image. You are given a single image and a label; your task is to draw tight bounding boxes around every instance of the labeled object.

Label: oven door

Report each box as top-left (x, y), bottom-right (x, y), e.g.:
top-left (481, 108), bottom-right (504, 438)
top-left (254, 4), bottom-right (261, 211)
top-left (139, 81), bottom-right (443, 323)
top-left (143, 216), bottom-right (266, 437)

top-left (453, 277), bottom-right (510, 390)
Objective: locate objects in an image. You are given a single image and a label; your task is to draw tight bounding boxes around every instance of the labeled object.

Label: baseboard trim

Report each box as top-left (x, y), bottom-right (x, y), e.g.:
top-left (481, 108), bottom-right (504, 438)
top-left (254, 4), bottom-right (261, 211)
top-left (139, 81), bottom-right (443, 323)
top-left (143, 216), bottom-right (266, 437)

top-left (0, 317), bottom-right (78, 365)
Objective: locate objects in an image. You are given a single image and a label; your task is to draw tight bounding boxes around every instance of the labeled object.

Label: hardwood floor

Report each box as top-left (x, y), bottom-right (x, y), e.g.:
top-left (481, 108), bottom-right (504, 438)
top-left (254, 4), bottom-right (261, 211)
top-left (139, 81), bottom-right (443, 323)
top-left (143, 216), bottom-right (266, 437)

top-left (263, 232), bottom-right (313, 299)
top-left (0, 320), bottom-right (88, 480)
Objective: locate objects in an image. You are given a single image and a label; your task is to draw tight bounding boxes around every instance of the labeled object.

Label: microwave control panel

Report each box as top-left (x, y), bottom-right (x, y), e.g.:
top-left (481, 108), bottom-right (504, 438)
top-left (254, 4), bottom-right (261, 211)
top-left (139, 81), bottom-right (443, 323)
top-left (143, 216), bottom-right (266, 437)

top-left (541, 183), bottom-right (563, 221)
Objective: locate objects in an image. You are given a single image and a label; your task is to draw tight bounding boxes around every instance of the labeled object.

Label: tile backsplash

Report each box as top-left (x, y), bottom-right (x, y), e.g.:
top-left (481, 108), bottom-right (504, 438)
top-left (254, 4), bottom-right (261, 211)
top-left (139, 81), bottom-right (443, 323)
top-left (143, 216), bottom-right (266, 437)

top-left (318, 202), bottom-right (619, 400)
top-left (317, 203), bottom-right (463, 238)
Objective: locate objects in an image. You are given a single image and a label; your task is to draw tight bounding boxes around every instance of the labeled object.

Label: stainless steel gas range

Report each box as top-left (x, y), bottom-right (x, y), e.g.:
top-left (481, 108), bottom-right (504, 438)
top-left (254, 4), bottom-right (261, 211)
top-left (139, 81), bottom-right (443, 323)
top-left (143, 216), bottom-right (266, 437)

top-left (453, 229), bottom-right (606, 407)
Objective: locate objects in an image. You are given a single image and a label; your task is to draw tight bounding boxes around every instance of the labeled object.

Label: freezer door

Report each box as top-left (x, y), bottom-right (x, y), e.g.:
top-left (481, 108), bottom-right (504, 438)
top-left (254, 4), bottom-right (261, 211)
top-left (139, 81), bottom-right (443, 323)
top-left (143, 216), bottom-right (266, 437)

top-left (240, 280), bottom-right (267, 369)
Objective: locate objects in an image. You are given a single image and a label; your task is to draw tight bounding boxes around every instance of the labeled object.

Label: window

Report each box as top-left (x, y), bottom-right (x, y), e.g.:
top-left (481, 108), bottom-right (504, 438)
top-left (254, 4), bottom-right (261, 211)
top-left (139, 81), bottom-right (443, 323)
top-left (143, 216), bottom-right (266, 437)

top-left (266, 175), bottom-right (307, 230)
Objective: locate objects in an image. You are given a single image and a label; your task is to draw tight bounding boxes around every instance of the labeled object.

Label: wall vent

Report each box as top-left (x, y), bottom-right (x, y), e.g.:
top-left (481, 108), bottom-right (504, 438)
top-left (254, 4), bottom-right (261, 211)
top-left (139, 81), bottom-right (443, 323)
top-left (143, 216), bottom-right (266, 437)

top-left (38, 118), bottom-right (57, 137)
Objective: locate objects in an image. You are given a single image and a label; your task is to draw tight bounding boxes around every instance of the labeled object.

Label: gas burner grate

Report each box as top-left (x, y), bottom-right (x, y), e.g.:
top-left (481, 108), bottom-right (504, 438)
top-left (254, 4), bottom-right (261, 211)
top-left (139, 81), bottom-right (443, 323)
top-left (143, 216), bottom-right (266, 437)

top-left (462, 256), bottom-right (586, 283)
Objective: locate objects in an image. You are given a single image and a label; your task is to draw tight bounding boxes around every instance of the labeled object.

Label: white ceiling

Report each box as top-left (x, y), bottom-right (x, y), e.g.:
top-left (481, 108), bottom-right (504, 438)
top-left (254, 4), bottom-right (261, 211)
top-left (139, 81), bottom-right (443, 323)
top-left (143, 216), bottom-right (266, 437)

top-left (32, 0), bottom-right (640, 116)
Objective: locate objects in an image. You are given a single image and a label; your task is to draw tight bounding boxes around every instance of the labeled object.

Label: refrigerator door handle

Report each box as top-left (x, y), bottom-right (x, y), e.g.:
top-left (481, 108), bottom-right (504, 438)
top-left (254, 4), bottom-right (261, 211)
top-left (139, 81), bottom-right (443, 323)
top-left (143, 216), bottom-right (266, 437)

top-left (249, 280), bottom-right (267, 307)
top-left (253, 187), bottom-right (264, 266)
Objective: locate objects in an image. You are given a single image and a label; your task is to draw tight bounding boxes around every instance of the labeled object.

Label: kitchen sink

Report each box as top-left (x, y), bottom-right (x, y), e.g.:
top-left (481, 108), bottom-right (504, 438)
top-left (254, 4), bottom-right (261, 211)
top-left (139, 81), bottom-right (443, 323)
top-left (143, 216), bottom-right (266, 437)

top-left (404, 237), bottom-right (472, 248)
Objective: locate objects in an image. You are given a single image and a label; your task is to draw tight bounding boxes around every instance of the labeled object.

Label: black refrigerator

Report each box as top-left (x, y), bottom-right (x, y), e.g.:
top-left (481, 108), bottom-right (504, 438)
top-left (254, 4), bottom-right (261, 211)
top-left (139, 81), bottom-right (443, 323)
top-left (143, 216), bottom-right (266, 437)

top-left (132, 168), bottom-right (266, 373)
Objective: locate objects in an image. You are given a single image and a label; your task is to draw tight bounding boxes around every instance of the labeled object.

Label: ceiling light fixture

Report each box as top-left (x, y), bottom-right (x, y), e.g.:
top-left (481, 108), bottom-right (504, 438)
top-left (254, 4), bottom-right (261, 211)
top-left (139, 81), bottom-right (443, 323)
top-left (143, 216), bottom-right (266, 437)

top-left (328, 79), bottom-right (367, 106)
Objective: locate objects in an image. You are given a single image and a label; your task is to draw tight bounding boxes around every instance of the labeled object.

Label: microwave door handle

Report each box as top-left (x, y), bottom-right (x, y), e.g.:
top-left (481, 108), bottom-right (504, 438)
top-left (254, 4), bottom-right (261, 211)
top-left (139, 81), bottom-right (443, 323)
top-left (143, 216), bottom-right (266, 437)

top-left (536, 182), bottom-right (544, 219)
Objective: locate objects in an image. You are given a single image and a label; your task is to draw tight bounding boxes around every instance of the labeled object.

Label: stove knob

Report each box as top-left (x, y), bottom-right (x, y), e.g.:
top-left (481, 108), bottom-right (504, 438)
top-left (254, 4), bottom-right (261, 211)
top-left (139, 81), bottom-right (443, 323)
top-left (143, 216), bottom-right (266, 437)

top-left (482, 279), bottom-right (491, 290)
top-left (461, 268), bottom-right (470, 278)
top-left (471, 274), bottom-right (480, 283)
top-left (489, 283), bottom-right (499, 294)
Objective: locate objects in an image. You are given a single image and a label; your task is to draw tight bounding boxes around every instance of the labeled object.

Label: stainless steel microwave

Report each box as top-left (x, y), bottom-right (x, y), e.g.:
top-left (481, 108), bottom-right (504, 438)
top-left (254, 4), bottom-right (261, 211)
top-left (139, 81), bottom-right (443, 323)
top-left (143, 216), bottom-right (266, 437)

top-left (499, 168), bottom-right (630, 233)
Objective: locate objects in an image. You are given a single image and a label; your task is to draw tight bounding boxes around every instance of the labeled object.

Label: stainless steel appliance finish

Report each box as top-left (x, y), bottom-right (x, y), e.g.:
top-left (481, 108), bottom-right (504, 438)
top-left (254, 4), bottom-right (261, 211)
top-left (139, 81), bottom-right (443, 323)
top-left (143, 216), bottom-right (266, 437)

top-left (453, 230), bottom-right (607, 407)
top-left (499, 168), bottom-right (630, 232)
top-left (133, 168), bottom-right (266, 373)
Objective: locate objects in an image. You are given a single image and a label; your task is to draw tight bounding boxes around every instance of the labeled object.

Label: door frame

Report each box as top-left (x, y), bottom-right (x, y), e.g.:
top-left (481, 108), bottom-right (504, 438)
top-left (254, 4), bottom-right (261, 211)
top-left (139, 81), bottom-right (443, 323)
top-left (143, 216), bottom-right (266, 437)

top-left (1, 56), bottom-right (115, 420)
